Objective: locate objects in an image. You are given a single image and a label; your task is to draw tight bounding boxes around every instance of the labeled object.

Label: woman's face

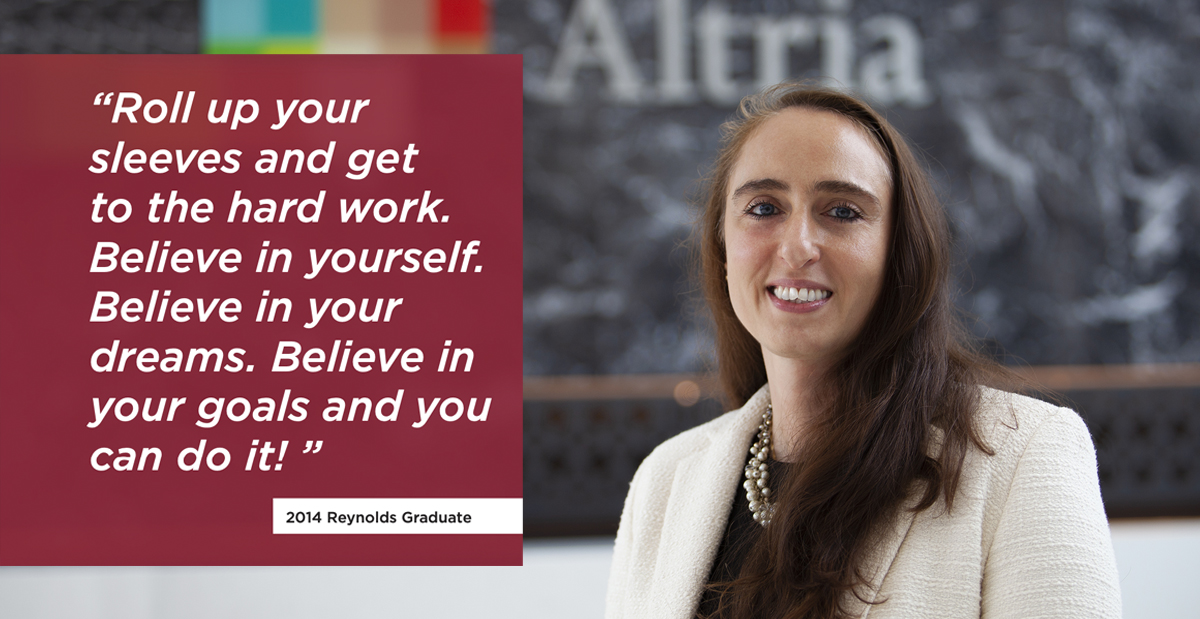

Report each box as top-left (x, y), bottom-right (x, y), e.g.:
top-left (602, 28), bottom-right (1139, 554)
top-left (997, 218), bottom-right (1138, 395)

top-left (723, 107), bottom-right (893, 367)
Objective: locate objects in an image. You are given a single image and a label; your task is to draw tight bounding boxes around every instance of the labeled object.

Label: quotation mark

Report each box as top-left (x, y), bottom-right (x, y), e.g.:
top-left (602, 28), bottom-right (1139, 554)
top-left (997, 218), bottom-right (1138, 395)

top-left (93, 92), bottom-right (115, 106)
top-left (303, 440), bottom-right (323, 454)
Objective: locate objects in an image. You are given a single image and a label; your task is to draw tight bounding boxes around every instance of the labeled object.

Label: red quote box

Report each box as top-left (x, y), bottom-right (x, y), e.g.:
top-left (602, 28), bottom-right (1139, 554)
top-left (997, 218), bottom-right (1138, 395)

top-left (0, 55), bottom-right (522, 565)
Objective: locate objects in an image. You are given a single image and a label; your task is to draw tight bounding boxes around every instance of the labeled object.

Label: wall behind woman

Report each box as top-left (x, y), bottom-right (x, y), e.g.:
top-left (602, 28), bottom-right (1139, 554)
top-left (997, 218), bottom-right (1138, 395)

top-left (502, 0), bottom-right (1200, 374)
top-left (501, 0), bottom-right (1200, 530)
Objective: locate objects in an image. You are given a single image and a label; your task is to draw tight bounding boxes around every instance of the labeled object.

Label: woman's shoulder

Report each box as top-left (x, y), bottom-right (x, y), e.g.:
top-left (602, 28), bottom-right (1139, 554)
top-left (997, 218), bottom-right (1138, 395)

top-left (965, 390), bottom-right (1119, 617)
top-left (973, 386), bottom-right (1094, 460)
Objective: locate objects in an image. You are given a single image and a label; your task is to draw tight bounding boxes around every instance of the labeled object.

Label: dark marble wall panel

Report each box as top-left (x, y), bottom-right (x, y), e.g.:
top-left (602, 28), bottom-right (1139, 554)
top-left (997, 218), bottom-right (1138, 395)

top-left (497, 0), bottom-right (1200, 375)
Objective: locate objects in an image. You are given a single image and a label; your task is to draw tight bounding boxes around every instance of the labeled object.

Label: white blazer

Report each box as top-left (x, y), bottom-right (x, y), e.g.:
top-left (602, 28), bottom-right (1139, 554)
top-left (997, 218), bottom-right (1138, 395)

top-left (605, 385), bottom-right (1121, 618)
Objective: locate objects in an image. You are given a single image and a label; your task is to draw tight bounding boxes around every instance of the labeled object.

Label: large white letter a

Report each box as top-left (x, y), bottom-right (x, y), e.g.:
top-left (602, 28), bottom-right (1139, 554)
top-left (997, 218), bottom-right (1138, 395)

top-left (543, 0), bottom-right (644, 103)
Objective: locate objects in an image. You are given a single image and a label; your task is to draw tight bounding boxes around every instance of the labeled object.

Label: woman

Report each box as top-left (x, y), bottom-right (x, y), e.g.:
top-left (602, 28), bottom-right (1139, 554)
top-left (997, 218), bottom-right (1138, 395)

top-left (605, 84), bottom-right (1121, 619)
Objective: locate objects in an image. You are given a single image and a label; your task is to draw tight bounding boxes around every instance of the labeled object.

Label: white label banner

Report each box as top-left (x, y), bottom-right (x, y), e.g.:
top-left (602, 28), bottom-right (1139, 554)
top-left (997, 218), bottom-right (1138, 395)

top-left (273, 498), bottom-right (523, 534)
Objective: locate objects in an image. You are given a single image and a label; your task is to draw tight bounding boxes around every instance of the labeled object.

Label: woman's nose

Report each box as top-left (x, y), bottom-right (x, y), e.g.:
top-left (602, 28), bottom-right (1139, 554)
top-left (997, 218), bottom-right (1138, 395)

top-left (778, 214), bottom-right (820, 269)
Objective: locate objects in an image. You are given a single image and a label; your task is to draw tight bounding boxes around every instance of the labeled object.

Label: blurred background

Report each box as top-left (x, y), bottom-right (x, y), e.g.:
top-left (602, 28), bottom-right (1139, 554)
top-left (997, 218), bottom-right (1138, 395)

top-left (1, 0), bottom-right (1198, 616)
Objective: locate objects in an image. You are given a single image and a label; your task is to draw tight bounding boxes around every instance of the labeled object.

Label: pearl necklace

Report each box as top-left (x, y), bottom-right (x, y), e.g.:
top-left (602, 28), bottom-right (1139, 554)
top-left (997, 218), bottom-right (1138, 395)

top-left (744, 404), bottom-right (775, 526)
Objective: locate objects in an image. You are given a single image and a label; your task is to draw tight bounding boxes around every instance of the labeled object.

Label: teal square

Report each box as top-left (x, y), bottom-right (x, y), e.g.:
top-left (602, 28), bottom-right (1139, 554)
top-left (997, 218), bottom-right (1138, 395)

top-left (266, 0), bottom-right (317, 36)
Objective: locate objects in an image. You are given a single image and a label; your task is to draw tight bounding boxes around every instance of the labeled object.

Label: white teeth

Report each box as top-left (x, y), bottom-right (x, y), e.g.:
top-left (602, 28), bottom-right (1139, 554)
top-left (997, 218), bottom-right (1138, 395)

top-left (773, 287), bottom-right (830, 303)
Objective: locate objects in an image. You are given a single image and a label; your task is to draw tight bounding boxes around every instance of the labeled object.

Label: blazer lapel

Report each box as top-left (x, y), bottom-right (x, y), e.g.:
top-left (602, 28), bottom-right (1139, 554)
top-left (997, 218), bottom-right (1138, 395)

top-left (850, 489), bottom-right (921, 617)
top-left (648, 389), bottom-right (769, 618)
top-left (852, 426), bottom-right (947, 616)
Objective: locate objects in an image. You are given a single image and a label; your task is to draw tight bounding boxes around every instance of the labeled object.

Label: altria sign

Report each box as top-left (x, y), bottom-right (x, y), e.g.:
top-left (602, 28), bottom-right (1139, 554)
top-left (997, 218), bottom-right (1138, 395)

top-left (529, 0), bottom-right (932, 108)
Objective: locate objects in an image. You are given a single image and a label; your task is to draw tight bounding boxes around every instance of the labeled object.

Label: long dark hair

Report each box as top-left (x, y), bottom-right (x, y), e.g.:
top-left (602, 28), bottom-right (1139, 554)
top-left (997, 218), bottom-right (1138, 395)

top-left (699, 84), bottom-right (1017, 618)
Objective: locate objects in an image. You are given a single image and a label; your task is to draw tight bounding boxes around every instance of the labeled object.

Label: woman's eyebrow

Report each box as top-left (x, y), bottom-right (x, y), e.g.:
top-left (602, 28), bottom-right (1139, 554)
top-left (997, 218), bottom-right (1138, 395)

top-left (814, 179), bottom-right (881, 207)
top-left (730, 178), bottom-right (789, 201)
top-left (731, 178), bottom-right (881, 208)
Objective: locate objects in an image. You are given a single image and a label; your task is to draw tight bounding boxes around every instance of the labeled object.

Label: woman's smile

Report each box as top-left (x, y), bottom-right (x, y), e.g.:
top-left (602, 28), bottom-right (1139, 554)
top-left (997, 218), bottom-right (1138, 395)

top-left (767, 281), bottom-right (832, 313)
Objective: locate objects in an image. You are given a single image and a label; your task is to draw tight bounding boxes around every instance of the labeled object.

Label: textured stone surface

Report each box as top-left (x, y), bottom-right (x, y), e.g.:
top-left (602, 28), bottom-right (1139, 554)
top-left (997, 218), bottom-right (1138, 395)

top-left (499, 0), bottom-right (1200, 375)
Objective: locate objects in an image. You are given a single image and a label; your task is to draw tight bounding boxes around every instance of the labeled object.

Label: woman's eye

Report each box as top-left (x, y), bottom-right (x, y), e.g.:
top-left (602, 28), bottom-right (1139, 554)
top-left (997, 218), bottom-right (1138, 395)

top-left (746, 201), bottom-right (778, 218)
top-left (829, 205), bottom-right (860, 221)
